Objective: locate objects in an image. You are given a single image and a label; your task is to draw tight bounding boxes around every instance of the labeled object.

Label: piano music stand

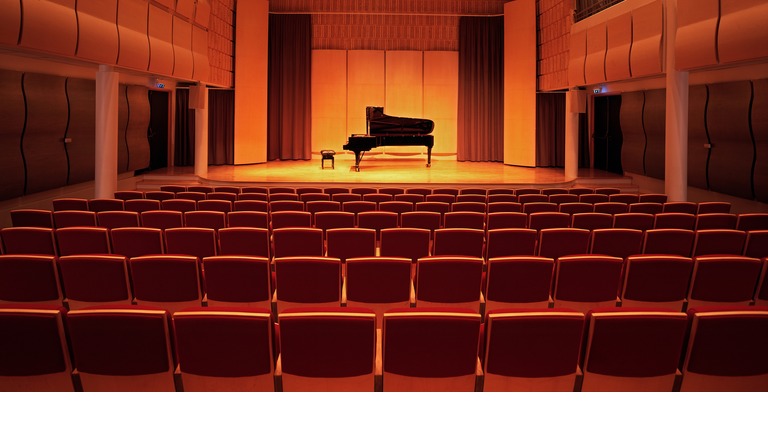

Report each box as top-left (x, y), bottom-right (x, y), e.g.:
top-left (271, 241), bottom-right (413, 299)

top-left (321, 150), bottom-right (335, 169)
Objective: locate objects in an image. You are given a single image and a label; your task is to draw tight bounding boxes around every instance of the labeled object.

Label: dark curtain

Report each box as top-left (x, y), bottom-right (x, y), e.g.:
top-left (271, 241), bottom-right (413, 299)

top-left (208, 90), bottom-right (235, 165)
top-left (174, 89), bottom-right (194, 166)
top-left (578, 112), bottom-right (591, 167)
top-left (268, 14), bottom-right (311, 160)
top-left (457, 16), bottom-right (504, 162)
top-left (535, 93), bottom-right (566, 167)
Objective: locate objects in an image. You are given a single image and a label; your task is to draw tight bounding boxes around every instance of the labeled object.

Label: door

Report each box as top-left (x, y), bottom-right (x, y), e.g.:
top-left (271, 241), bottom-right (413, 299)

top-left (147, 90), bottom-right (169, 171)
top-left (592, 95), bottom-right (623, 174)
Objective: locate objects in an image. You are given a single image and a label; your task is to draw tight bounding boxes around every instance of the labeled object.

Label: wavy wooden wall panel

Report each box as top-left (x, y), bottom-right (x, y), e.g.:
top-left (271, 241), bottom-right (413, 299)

top-left (192, 26), bottom-right (210, 82)
top-left (125, 86), bottom-right (151, 172)
top-left (424, 51), bottom-right (459, 155)
top-left (311, 50), bottom-right (347, 154)
top-left (753, 79), bottom-right (768, 202)
top-left (605, 12), bottom-right (632, 82)
top-left (75, 0), bottom-right (119, 64)
top-left (65, 78), bottom-right (96, 185)
top-left (176, 0), bottom-right (195, 18)
top-left (675, 0), bottom-right (719, 70)
top-left (568, 30), bottom-right (586, 86)
top-left (0, 70), bottom-right (27, 201)
top-left (687, 85), bottom-right (711, 190)
top-left (118, 84), bottom-right (130, 173)
top-left (19, 0), bottom-right (78, 56)
top-left (347, 50), bottom-right (385, 136)
top-left (584, 23), bottom-right (607, 85)
top-left (196, 0), bottom-right (211, 27)
top-left (117, 0), bottom-right (150, 71)
top-left (707, 81), bottom-right (755, 199)
top-left (385, 51), bottom-right (423, 123)
top-left (172, 17), bottom-right (194, 79)
top-left (630, 0), bottom-right (664, 78)
top-left (21, 73), bottom-right (69, 195)
top-left (0, 0), bottom-right (21, 45)
top-left (643, 88), bottom-right (666, 180)
top-left (619, 91), bottom-right (646, 175)
top-left (148, 5), bottom-right (175, 76)
top-left (719, 0), bottom-right (768, 64)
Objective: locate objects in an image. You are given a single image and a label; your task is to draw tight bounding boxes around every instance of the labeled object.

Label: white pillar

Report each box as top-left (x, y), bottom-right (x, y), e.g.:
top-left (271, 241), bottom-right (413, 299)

top-left (665, 0), bottom-right (689, 202)
top-left (565, 89), bottom-right (580, 179)
top-left (193, 85), bottom-right (209, 177)
top-left (95, 65), bottom-right (119, 199)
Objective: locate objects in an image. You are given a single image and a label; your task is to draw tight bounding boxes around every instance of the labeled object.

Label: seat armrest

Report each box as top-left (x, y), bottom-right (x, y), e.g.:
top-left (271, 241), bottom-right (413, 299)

top-left (173, 364), bottom-right (184, 392)
top-left (573, 365), bottom-right (583, 392)
top-left (375, 329), bottom-right (383, 392)
top-left (474, 357), bottom-right (484, 392)
top-left (409, 280), bottom-right (416, 307)
top-left (274, 354), bottom-right (283, 392)
top-left (341, 278), bottom-right (347, 306)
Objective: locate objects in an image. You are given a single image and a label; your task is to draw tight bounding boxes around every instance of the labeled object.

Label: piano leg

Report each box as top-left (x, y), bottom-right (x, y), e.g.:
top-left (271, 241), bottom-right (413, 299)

top-left (426, 146), bottom-right (432, 168)
top-left (353, 151), bottom-right (363, 172)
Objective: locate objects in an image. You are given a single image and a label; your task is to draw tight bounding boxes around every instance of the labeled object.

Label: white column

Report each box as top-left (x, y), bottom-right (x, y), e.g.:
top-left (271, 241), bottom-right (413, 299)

top-left (95, 65), bottom-right (119, 199)
top-left (665, 0), bottom-right (689, 201)
top-left (565, 89), bottom-right (580, 179)
top-left (193, 85), bottom-right (209, 177)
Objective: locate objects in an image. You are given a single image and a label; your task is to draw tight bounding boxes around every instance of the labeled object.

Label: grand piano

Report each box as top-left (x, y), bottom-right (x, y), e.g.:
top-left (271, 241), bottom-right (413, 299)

top-left (343, 107), bottom-right (435, 172)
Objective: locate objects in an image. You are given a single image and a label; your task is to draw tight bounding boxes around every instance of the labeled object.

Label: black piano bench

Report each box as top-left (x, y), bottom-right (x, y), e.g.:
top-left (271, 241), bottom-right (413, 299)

top-left (321, 150), bottom-right (335, 169)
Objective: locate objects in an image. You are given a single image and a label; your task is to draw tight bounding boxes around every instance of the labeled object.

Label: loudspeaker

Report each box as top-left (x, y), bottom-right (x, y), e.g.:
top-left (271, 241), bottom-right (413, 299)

top-left (569, 89), bottom-right (586, 113)
top-left (188, 85), bottom-right (207, 109)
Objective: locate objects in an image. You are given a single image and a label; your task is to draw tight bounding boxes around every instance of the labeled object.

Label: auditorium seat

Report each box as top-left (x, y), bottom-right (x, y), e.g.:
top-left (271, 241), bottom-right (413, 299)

top-left (202, 256), bottom-right (272, 308)
top-left (518, 194), bottom-right (548, 205)
top-left (184, 211), bottom-right (227, 231)
top-left (379, 187), bottom-right (405, 196)
top-left (324, 187), bottom-right (351, 196)
top-left (754, 260), bottom-right (767, 306)
top-left (145, 191), bottom-right (175, 201)
top-left (161, 199), bottom-right (197, 212)
top-left (528, 212), bottom-right (570, 231)
top-left (522, 202), bottom-right (558, 214)
top-left (233, 200), bottom-right (270, 213)
top-left (270, 211), bottom-right (312, 230)
top-left (237, 193), bottom-right (269, 202)
top-left (569, 187), bottom-right (594, 195)
top-left (613, 213), bottom-right (654, 230)
top-left (579, 194), bottom-right (609, 204)
top-left (300, 193), bottom-right (331, 203)
top-left (415, 256), bottom-right (484, 312)
top-left (351, 187), bottom-right (377, 196)
top-left (218, 227), bottom-right (270, 258)
top-left (363, 193), bottom-right (394, 207)
top-left (694, 213), bottom-right (737, 230)
top-left (552, 255), bottom-right (623, 313)
top-left (487, 194), bottom-right (518, 203)
top-left (379, 228), bottom-right (431, 265)
top-left (227, 211), bottom-right (269, 229)
top-left (140, 210), bottom-right (184, 230)
top-left (88, 199), bottom-right (125, 212)
top-left (456, 194), bottom-right (487, 203)
top-left (679, 306), bottom-right (768, 391)
top-left (173, 307), bottom-right (275, 391)
top-left (206, 192), bottom-right (237, 202)
top-left (619, 255), bottom-right (694, 310)
top-left (687, 256), bottom-right (762, 309)
top-left (485, 228), bottom-right (537, 259)
top-left (571, 213), bottom-right (613, 230)
top-left (273, 257), bottom-right (342, 314)
top-left (306, 201), bottom-right (342, 224)
top-left (53, 210), bottom-right (98, 228)
top-left (426, 194), bottom-right (456, 204)
top-left (164, 227), bottom-right (218, 259)
top-left (382, 308), bottom-right (482, 392)
top-left (331, 193), bottom-right (362, 203)
top-left (58, 255), bottom-right (133, 310)
top-left (67, 306), bottom-right (177, 391)
top-left (736, 213), bottom-right (768, 231)
top-left (580, 308), bottom-right (687, 391)
top-left (444, 211), bottom-right (485, 230)
top-left (488, 188), bottom-right (516, 196)
top-left (589, 228), bottom-right (644, 259)
top-left (241, 187), bottom-right (269, 194)
top-left (642, 229), bottom-right (695, 256)
top-left (515, 188), bottom-right (540, 196)
top-left (743, 230), bottom-right (768, 259)
top-left (130, 255), bottom-right (203, 314)
top-left (197, 199), bottom-right (233, 213)
top-left (188, 186), bottom-right (214, 194)
top-left (486, 212), bottom-right (527, 230)
top-left (487, 202), bottom-right (523, 213)
top-left (537, 228), bottom-right (590, 259)
top-left (379, 201), bottom-right (414, 225)
top-left (628, 202), bottom-right (663, 215)
top-left (357, 211), bottom-right (398, 241)
top-left (110, 227), bottom-right (165, 258)
top-left (0, 227), bottom-right (58, 255)
top-left (593, 202), bottom-right (628, 215)
top-left (125, 199), bottom-right (162, 213)
top-left (541, 188), bottom-right (569, 196)
top-left (0, 255), bottom-right (64, 306)
top-left (56, 227), bottom-right (111, 255)
top-left (213, 186), bottom-right (241, 194)
top-left (594, 188), bottom-right (621, 195)
top-left (268, 201), bottom-right (304, 213)
top-left (11, 209), bottom-right (54, 228)
top-left (344, 257), bottom-right (413, 328)
top-left (272, 228), bottom-right (324, 259)
top-left (483, 309), bottom-right (584, 392)
top-left (432, 188), bottom-right (459, 196)
top-left (558, 202), bottom-right (594, 215)
top-left (484, 256), bottom-right (554, 310)
top-left (326, 228), bottom-right (377, 264)
top-left (342, 201), bottom-right (377, 225)
top-left (296, 187), bottom-right (324, 195)
top-left (451, 202), bottom-right (486, 213)
top-left (160, 185), bottom-right (186, 193)
top-left (653, 213), bottom-right (696, 230)
top-left (268, 187), bottom-right (295, 195)
top-left (697, 202), bottom-right (731, 215)
top-left (394, 193), bottom-right (425, 204)
top-left (268, 193), bottom-right (300, 202)
top-left (314, 212), bottom-right (356, 236)
top-left (639, 193), bottom-right (667, 203)
top-left (53, 198), bottom-right (89, 211)
top-left (402, 211), bottom-right (442, 235)
top-left (691, 229), bottom-right (747, 257)
top-left (96, 211), bottom-right (141, 229)
top-left (459, 188), bottom-right (487, 196)
top-left (663, 202), bottom-right (697, 214)
top-left (548, 194), bottom-right (579, 204)
top-left (0, 304), bottom-right (74, 391)
top-left (432, 228), bottom-right (484, 259)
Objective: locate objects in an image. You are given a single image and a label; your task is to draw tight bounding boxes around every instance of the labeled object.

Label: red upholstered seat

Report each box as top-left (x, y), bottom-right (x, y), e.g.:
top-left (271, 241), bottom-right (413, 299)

top-left (268, 192), bottom-right (300, 202)
top-left (218, 227), bottom-right (270, 258)
top-left (687, 256), bottom-right (763, 309)
top-left (523, 202), bottom-right (558, 214)
top-left (240, 187), bottom-right (267, 194)
top-left (695, 213), bottom-right (737, 230)
top-left (345, 257), bottom-right (413, 328)
top-left (273, 256), bottom-right (342, 314)
top-left (188, 186), bottom-right (213, 194)
top-left (628, 202), bottom-right (663, 215)
top-left (406, 188), bottom-right (432, 196)
top-left (130, 255), bottom-right (203, 314)
top-left (571, 212), bottom-right (613, 230)
top-left (184, 211), bottom-right (227, 231)
top-left (691, 229), bottom-right (746, 256)
top-left (272, 228), bottom-right (324, 259)
top-left (484, 256), bottom-right (554, 310)
top-left (306, 201), bottom-right (342, 224)
top-left (324, 187), bottom-right (350, 196)
top-left (548, 194), bottom-right (579, 204)
top-left (233, 200), bottom-right (269, 213)
top-left (642, 228), bottom-right (695, 256)
top-left (485, 228), bottom-right (537, 259)
top-left (0, 304), bottom-right (73, 391)
top-left (613, 212), bottom-right (654, 230)
top-left (451, 202), bottom-right (486, 213)
top-left (518, 194), bottom-right (548, 205)
top-left (213, 186), bottom-right (241, 194)
top-left (0, 255), bottom-right (64, 306)
top-left (270, 211), bottom-right (311, 230)
top-left (110, 227), bottom-right (165, 258)
top-left (743, 230), bottom-right (768, 258)
top-left (580, 307), bottom-right (687, 391)
top-left (379, 201), bottom-right (414, 225)
top-left (595, 188), bottom-right (621, 195)
top-left (487, 194), bottom-right (518, 203)
top-left (314, 212), bottom-right (356, 238)
top-left (528, 212), bottom-right (570, 231)
top-left (414, 203), bottom-right (450, 227)
top-left (697, 202), bottom-right (731, 215)
top-left (379, 228), bottom-right (431, 264)
top-left (394, 193), bottom-right (425, 204)
top-left (237, 193), bottom-right (268, 202)
top-left (416, 256), bottom-right (484, 312)
top-left (296, 187), bottom-right (323, 195)
top-left (160, 185), bottom-right (187, 193)
top-left (357, 211), bottom-right (398, 241)
top-left (96, 211), bottom-right (140, 229)
top-left (268, 187), bottom-right (296, 195)
top-left (537, 228), bottom-right (590, 259)
top-left (56, 227), bottom-right (111, 256)
top-left (67, 306), bottom-right (176, 391)
top-left (515, 188), bottom-right (541, 196)
top-left (351, 187), bottom-right (377, 195)
top-left (456, 194), bottom-right (487, 203)
top-left (300, 193), bottom-right (331, 203)
top-left (165, 227), bottom-right (217, 259)
top-left (124, 199), bottom-right (162, 213)
top-left (173, 307), bottom-right (275, 391)
top-left (145, 191), bottom-right (175, 201)
top-left (10, 209), bottom-right (54, 228)
top-left (379, 187), bottom-right (405, 196)
top-left (342, 201), bottom-right (377, 224)
top-left (663, 202), bottom-right (698, 214)
top-left (569, 187), bottom-right (594, 195)
top-left (202, 256), bottom-right (272, 308)
top-left (483, 309), bottom-right (584, 392)
top-left (444, 211), bottom-right (485, 230)
top-left (88, 198), bottom-right (125, 212)
top-left (609, 193), bottom-right (638, 204)
top-left (53, 198), bottom-right (89, 211)
top-left (326, 228), bottom-right (376, 263)
top-left (619, 255), bottom-right (694, 310)
top-left (227, 211), bottom-right (269, 229)
top-left (363, 193), bottom-right (394, 207)
top-left (755, 259), bottom-right (768, 306)
top-left (558, 202), bottom-right (594, 215)
top-left (432, 228), bottom-right (484, 259)
top-left (639, 193), bottom-right (667, 203)
top-left (197, 199), bottom-right (233, 213)
top-left (206, 192), bottom-right (237, 202)
top-left (54, 210), bottom-right (98, 228)
top-left (593, 202), bottom-right (628, 215)
top-left (579, 193), bottom-right (609, 204)
top-left (268, 200), bottom-right (304, 213)
top-left (486, 212), bottom-right (527, 230)
top-left (401, 211), bottom-right (441, 237)
top-left (59, 254), bottom-right (133, 310)
top-left (589, 228), bottom-right (644, 259)
top-left (552, 255), bottom-right (624, 313)
top-left (1, 227), bottom-right (58, 255)
top-left (488, 188), bottom-right (516, 195)
top-left (161, 199), bottom-right (197, 212)
top-left (432, 188), bottom-right (459, 196)
top-left (382, 307), bottom-right (482, 392)
top-left (426, 193), bottom-right (456, 204)
top-left (541, 188), bottom-right (569, 196)
top-left (331, 193), bottom-right (362, 203)
top-left (680, 306), bottom-right (768, 391)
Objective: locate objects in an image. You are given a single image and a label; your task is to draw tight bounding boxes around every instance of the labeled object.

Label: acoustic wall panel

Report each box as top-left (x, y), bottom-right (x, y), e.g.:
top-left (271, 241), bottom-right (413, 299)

top-left (118, 84), bottom-right (130, 173)
top-left (0, 70), bottom-right (26, 201)
top-left (0, 0), bottom-right (21, 46)
top-left (192, 26), bottom-right (210, 82)
top-left (21, 73), bottom-right (69, 195)
top-left (385, 51), bottom-right (423, 122)
top-left (568, 30), bottom-right (587, 87)
top-left (753, 79), bottom-right (768, 203)
top-left (424, 51), bottom-right (459, 156)
top-left (125, 86), bottom-right (151, 172)
top-left (584, 23), bottom-right (607, 85)
top-left (75, 0), bottom-right (119, 64)
top-left (687, 85), bottom-right (711, 190)
top-left (707, 81), bottom-right (755, 199)
top-left (630, 0), bottom-right (664, 78)
top-left (19, 0), bottom-right (78, 56)
top-left (675, 0), bottom-right (719, 70)
top-left (117, 0), bottom-right (150, 71)
top-left (347, 50), bottom-right (385, 136)
top-left (605, 12), bottom-right (632, 82)
top-left (147, 5), bottom-right (174, 76)
top-left (620, 91), bottom-right (646, 175)
top-left (176, 0), bottom-right (195, 19)
top-left (65, 78), bottom-right (96, 185)
top-left (195, 0), bottom-right (211, 28)
top-left (172, 17), bottom-right (194, 79)
top-left (155, 0), bottom-right (175, 9)
top-left (719, 0), bottom-right (768, 64)
top-left (311, 50), bottom-right (347, 154)
top-left (643, 88), bottom-right (666, 180)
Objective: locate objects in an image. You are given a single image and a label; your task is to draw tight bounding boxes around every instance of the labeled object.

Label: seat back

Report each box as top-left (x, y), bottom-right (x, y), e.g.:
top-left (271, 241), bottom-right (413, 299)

top-left (141, 210), bottom-right (184, 230)
top-left (53, 198), bottom-right (89, 211)
top-left (0, 255), bottom-right (64, 306)
top-left (268, 193), bottom-right (300, 202)
top-left (568, 187), bottom-right (594, 195)
top-left (351, 187), bottom-right (377, 195)
top-left (202, 256), bottom-right (272, 307)
top-left (59, 255), bottom-right (132, 310)
top-left (184, 211), bottom-right (227, 230)
top-left (161, 199), bottom-right (197, 212)
top-left (528, 212), bottom-right (570, 231)
top-left (552, 255), bottom-right (624, 313)
top-left (269, 201), bottom-right (305, 213)
top-left (444, 211), bottom-right (485, 230)
top-left (485, 228), bottom-right (537, 259)
top-left (326, 228), bottom-right (376, 262)
top-left (414, 202), bottom-right (450, 225)
top-left (697, 202), bottom-right (731, 215)
top-left (451, 202), bottom-right (486, 213)
top-left (642, 229), bottom-right (695, 256)
top-left (484, 257), bottom-right (554, 309)
top-left (537, 228), bottom-right (590, 259)
top-left (379, 187), bottom-right (405, 195)
top-left (663, 202), bottom-right (697, 214)
top-left (744, 230), bottom-right (768, 259)
top-left (613, 213), bottom-right (655, 230)
top-left (315, 212), bottom-right (356, 234)
top-left (96, 211), bottom-right (141, 229)
top-left (56, 227), bottom-right (111, 256)
top-left (432, 228), bottom-right (484, 259)
top-left (233, 200), bottom-right (269, 213)
top-left (331, 193), bottom-right (362, 203)
top-left (345, 257), bottom-right (413, 327)
top-left (394, 193), bottom-right (425, 204)
top-left (197, 199), bottom-right (233, 213)
top-left (324, 187), bottom-right (350, 196)
top-left (620, 255), bottom-right (693, 310)
top-left (11, 210), bottom-right (54, 228)
top-left (213, 186), bottom-right (241, 194)
top-left (110, 227), bottom-right (165, 258)
top-left (145, 191), bottom-right (176, 201)
top-left (268, 187), bottom-right (296, 195)
top-left (227, 211), bottom-right (269, 229)
top-left (548, 194), bottom-right (579, 204)
top-left (416, 256), bottom-right (484, 311)
top-left (218, 227), bottom-right (270, 258)
top-left (89, 199), bottom-right (125, 212)
top-left (694, 213), bottom-right (737, 230)
top-left (270, 211), bottom-right (312, 230)
top-left (570, 213), bottom-right (613, 230)
top-left (432, 188), bottom-right (459, 196)
top-left (594, 188), bottom-right (621, 195)
top-left (687, 256), bottom-right (763, 308)
top-left (165, 227), bottom-right (218, 259)
top-left (522, 202), bottom-right (558, 214)
top-left (300, 193), bottom-right (331, 203)
top-left (456, 194), bottom-right (487, 203)
top-left (628, 203), bottom-right (664, 215)
top-left (579, 194), bottom-right (609, 204)
top-left (54, 210), bottom-right (98, 228)
top-left (486, 212), bottom-right (527, 230)
top-left (426, 194), bottom-right (456, 206)
top-left (653, 213), bottom-right (696, 230)
top-left (589, 228), bottom-right (644, 259)
top-left (1, 227), bottom-right (58, 255)
top-left (379, 202), bottom-right (414, 224)
top-left (691, 229), bottom-right (747, 257)
top-left (187, 186), bottom-right (213, 194)
top-left (541, 188), bottom-right (569, 196)
top-left (160, 185), bottom-right (187, 193)
top-left (488, 188), bottom-right (516, 195)
top-left (342, 202), bottom-right (377, 224)
top-left (272, 228), bottom-right (324, 258)
top-left (609, 193), bottom-right (640, 204)
top-left (557, 202), bottom-right (594, 215)
top-left (379, 228), bottom-right (431, 263)
top-left (593, 202), bottom-right (628, 215)
top-left (357, 211), bottom-right (398, 240)
top-left (237, 193), bottom-right (269, 203)
top-left (518, 194), bottom-right (549, 205)
top-left (125, 199), bottom-right (162, 213)
top-left (487, 194), bottom-right (518, 204)
top-left (241, 187), bottom-right (269, 194)
top-left (130, 255), bottom-right (203, 314)
top-left (206, 192), bottom-right (237, 202)
top-left (363, 193), bottom-right (394, 206)
top-left (273, 257), bottom-right (342, 313)
top-left (401, 211), bottom-right (442, 236)
top-left (639, 193), bottom-right (667, 203)
top-left (306, 201), bottom-right (342, 223)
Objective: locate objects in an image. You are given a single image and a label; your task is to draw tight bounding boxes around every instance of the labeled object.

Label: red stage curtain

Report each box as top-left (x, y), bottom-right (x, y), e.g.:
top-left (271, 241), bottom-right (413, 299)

top-left (536, 93), bottom-right (566, 167)
top-left (208, 90), bottom-right (235, 165)
top-left (457, 16), bottom-right (504, 162)
top-left (268, 14), bottom-right (311, 161)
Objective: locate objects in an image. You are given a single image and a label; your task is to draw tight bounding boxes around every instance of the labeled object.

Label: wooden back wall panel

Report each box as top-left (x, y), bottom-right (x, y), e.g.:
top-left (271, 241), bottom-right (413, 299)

top-left (125, 86), bottom-right (151, 172)
top-left (0, 70), bottom-right (26, 201)
top-left (619, 91), bottom-right (646, 176)
top-left (687, 84), bottom-right (711, 191)
top-left (752, 78), bottom-right (768, 203)
top-left (643, 88), bottom-right (666, 180)
top-left (65, 78), bottom-right (96, 185)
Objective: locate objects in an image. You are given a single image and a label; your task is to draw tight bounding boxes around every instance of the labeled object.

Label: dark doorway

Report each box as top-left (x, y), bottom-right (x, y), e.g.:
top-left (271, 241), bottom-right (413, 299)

top-left (592, 95), bottom-right (623, 174)
top-left (147, 90), bottom-right (169, 171)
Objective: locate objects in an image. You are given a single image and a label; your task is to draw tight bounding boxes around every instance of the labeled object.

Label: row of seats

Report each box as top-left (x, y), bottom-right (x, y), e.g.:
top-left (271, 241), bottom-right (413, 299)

top-left (152, 185), bottom-right (634, 196)
top-left (2, 304), bottom-right (766, 391)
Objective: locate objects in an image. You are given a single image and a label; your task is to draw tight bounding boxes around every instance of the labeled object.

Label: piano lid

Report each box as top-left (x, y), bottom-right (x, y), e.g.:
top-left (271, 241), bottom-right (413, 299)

top-left (366, 106), bottom-right (434, 136)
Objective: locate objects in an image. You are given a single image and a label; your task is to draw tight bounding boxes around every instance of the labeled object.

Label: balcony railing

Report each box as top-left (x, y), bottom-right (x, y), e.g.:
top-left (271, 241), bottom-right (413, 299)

top-left (574, 0), bottom-right (626, 22)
